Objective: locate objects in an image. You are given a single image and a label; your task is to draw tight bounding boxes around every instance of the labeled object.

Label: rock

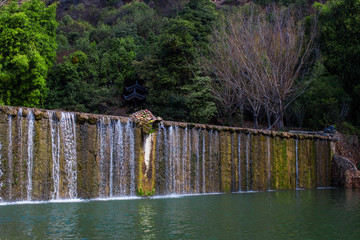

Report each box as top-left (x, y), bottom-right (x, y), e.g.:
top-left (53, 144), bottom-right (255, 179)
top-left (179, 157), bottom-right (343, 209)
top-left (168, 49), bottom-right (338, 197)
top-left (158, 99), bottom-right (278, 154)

top-left (34, 109), bottom-right (44, 120)
top-left (76, 113), bottom-right (88, 124)
top-left (22, 109), bottom-right (29, 117)
top-left (154, 117), bottom-right (163, 123)
top-left (332, 155), bottom-right (360, 187)
top-left (88, 115), bottom-right (98, 125)
top-left (4, 107), bottom-right (18, 117)
top-left (55, 112), bottom-right (62, 121)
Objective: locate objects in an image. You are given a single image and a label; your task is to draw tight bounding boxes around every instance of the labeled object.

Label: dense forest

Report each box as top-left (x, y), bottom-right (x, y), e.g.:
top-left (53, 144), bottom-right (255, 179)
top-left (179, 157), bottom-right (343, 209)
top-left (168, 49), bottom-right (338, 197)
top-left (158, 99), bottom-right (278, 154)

top-left (0, 0), bottom-right (359, 132)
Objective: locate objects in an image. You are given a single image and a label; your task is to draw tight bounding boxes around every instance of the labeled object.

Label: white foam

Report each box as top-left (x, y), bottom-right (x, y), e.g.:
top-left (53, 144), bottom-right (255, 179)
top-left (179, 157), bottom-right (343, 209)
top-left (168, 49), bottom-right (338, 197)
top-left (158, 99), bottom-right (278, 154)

top-left (150, 192), bottom-right (222, 199)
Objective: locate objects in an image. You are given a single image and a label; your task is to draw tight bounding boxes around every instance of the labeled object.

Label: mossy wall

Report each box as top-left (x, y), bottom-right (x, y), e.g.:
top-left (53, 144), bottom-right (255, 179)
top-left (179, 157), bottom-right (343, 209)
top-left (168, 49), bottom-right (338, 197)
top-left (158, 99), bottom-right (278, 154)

top-left (0, 106), bottom-right (334, 202)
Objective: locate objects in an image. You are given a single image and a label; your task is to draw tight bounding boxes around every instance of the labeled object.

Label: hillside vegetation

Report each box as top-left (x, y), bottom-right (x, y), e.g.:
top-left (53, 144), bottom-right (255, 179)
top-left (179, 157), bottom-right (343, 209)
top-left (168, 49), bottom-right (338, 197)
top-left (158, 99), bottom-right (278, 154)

top-left (1, 0), bottom-right (359, 132)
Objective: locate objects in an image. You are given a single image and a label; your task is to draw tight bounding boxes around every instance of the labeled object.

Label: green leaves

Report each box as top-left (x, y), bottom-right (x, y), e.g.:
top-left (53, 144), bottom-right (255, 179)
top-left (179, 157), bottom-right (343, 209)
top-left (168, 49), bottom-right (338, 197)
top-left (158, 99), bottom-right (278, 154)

top-left (317, 0), bottom-right (360, 124)
top-left (0, 0), bottom-right (57, 107)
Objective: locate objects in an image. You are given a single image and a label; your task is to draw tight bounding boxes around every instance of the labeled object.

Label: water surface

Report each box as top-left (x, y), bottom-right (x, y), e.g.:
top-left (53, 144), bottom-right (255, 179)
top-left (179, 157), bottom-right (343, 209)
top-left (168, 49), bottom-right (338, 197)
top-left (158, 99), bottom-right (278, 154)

top-left (0, 189), bottom-right (359, 239)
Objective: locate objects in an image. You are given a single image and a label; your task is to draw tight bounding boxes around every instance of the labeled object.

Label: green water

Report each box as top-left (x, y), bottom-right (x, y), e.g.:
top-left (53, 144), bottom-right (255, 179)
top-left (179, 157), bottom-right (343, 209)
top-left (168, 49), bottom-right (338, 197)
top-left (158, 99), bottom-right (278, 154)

top-left (0, 189), bottom-right (359, 239)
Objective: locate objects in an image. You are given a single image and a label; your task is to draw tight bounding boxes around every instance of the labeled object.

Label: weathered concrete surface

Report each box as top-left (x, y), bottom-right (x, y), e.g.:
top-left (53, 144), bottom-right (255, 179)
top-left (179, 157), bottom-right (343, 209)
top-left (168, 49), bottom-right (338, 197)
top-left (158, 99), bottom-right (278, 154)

top-left (0, 106), bottom-right (335, 202)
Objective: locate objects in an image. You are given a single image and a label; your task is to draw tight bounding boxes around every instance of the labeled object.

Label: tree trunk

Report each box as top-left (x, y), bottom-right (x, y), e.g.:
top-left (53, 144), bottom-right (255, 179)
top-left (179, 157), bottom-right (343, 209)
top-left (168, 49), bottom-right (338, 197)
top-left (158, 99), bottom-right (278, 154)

top-left (254, 113), bottom-right (258, 129)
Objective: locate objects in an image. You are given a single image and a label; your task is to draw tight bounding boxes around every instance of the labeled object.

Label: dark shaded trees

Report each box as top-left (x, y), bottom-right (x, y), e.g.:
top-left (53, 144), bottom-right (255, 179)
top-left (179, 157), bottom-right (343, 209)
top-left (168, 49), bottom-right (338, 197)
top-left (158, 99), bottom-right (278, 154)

top-left (315, 0), bottom-right (360, 124)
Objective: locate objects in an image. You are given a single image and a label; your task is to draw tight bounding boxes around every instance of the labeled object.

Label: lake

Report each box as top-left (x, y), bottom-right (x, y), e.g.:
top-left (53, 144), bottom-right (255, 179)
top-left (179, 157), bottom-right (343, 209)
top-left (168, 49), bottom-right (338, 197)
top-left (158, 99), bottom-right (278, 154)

top-left (0, 188), bottom-right (359, 239)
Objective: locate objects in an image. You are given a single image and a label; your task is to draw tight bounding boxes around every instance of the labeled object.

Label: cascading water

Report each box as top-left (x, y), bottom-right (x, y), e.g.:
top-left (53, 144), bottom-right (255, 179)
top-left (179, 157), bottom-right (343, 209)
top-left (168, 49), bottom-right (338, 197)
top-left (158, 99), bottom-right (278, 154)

top-left (0, 140), bottom-right (3, 200)
top-left (295, 138), bottom-right (299, 189)
top-left (202, 130), bottom-right (206, 193)
top-left (267, 136), bottom-right (271, 190)
top-left (60, 112), bottom-right (77, 199)
top-left (125, 119), bottom-right (136, 196)
top-left (238, 133), bottom-right (241, 191)
top-left (98, 117), bottom-right (108, 197)
top-left (7, 115), bottom-right (13, 200)
top-left (246, 133), bottom-right (251, 191)
top-left (26, 111), bottom-right (35, 200)
top-left (113, 120), bottom-right (125, 196)
top-left (97, 118), bottom-right (137, 197)
top-left (0, 106), bottom-right (334, 202)
top-left (48, 112), bottom-right (61, 199)
top-left (182, 127), bottom-right (188, 194)
top-left (195, 129), bottom-right (200, 193)
top-left (17, 109), bottom-right (23, 198)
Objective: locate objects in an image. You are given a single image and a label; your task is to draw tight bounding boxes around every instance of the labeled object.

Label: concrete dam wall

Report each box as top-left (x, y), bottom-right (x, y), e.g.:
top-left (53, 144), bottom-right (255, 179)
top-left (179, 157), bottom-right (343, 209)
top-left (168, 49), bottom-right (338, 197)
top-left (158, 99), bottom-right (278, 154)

top-left (0, 106), bottom-right (334, 202)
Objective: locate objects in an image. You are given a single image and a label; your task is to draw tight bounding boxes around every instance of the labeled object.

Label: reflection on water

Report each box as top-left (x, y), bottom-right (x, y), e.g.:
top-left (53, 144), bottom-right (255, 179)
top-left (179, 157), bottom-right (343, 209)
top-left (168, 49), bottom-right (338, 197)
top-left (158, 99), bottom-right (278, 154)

top-left (0, 189), bottom-right (360, 239)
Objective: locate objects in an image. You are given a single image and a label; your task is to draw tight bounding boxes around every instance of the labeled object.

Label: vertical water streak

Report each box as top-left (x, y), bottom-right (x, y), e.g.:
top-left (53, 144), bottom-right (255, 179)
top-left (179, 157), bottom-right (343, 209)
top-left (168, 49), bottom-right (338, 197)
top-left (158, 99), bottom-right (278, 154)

top-left (164, 125), bottom-right (170, 192)
top-left (125, 119), bottom-right (136, 195)
top-left (155, 124), bottom-right (162, 193)
top-left (202, 130), bottom-right (206, 193)
top-left (175, 127), bottom-right (181, 193)
top-left (295, 138), bottom-right (299, 189)
top-left (48, 112), bottom-right (61, 199)
top-left (98, 118), bottom-right (105, 196)
top-left (208, 130), bottom-right (212, 192)
top-left (26, 111), bottom-right (35, 200)
top-left (113, 120), bottom-right (124, 195)
top-left (195, 130), bottom-right (200, 193)
top-left (0, 140), bottom-right (3, 200)
top-left (17, 109), bottom-right (23, 199)
top-left (187, 128), bottom-right (191, 193)
top-left (60, 112), bottom-right (77, 199)
top-left (246, 133), bottom-right (251, 191)
top-left (182, 128), bottom-right (188, 193)
top-left (214, 131), bottom-right (219, 191)
top-left (238, 133), bottom-right (241, 191)
top-left (8, 115), bottom-right (13, 200)
top-left (267, 136), bottom-right (271, 190)
top-left (109, 120), bottom-right (114, 197)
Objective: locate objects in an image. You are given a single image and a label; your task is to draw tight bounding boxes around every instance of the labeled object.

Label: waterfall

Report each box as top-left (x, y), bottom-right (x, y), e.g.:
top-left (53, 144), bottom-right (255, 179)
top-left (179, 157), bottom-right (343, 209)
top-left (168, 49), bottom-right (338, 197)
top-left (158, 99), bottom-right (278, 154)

top-left (246, 133), bottom-right (251, 191)
top-left (182, 128), bottom-right (188, 194)
top-left (0, 140), bottom-right (3, 200)
top-left (60, 112), bottom-right (77, 199)
top-left (238, 133), bottom-right (241, 191)
top-left (8, 115), bottom-right (13, 200)
top-left (98, 117), bottom-right (111, 197)
top-left (295, 138), bottom-right (299, 189)
top-left (167, 126), bottom-right (176, 193)
top-left (48, 112), bottom-right (61, 199)
top-left (0, 106), bottom-right (334, 202)
top-left (26, 111), bottom-right (35, 200)
top-left (195, 129), bottom-right (200, 193)
top-left (267, 136), bottom-right (271, 190)
top-left (208, 130), bottom-right (212, 192)
top-left (97, 118), bottom-right (136, 197)
top-left (113, 120), bottom-right (125, 195)
top-left (202, 130), bottom-right (206, 193)
top-left (125, 119), bottom-right (136, 196)
top-left (109, 120), bottom-right (114, 198)
top-left (17, 108), bottom-right (23, 198)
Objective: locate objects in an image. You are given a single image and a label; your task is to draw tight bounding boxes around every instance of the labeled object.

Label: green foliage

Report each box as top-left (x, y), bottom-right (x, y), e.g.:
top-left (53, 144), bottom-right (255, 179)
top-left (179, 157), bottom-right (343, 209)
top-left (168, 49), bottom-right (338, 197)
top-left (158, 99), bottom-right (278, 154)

top-left (338, 121), bottom-right (360, 137)
top-left (316, 0), bottom-right (360, 124)
top-left (0, 0), bottom-right (57, 107)
top-left (293, 63), bottom-right (350, 129)
top-left (138, 0), bottom-right (217, 122)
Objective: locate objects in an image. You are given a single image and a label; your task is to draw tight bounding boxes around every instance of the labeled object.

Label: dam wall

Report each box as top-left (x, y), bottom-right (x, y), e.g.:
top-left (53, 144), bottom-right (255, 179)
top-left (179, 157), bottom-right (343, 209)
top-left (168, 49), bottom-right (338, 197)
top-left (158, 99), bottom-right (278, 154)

top-left (0, 106), bottom-right (333, 202)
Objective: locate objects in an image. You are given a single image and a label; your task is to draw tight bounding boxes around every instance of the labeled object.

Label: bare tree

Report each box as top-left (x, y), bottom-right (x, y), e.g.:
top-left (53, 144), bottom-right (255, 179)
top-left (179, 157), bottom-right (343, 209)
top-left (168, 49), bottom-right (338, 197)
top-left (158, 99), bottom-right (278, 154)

top-left (205, 4), bottom-right (317, 129)
top-left (0, 0), bottom-right (8, 8)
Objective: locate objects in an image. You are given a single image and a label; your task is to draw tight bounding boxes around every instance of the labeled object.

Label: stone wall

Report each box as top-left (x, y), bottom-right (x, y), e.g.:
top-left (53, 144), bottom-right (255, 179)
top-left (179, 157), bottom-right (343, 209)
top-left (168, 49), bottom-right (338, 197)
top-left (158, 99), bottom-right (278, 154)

top-left (0, 106), bottom-right (334, 202)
